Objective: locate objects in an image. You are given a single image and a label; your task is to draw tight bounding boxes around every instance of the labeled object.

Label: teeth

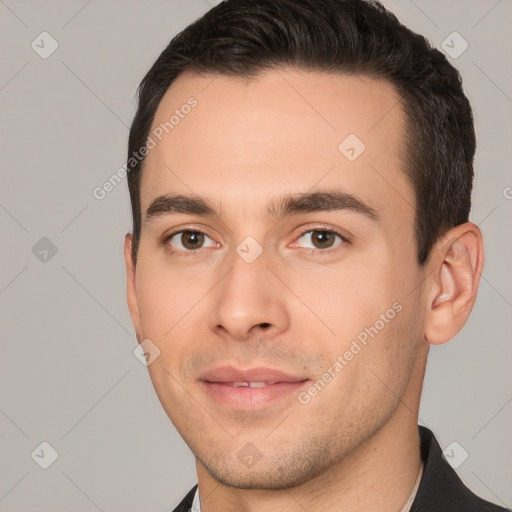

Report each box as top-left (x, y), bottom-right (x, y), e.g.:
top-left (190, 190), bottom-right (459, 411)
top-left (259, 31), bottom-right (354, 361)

top-left (228, 382), bottom-right (268, 388)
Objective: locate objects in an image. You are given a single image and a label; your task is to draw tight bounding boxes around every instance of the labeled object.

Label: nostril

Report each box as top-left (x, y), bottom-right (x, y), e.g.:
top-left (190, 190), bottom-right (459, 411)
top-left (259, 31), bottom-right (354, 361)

top-left (259, 323), bottom-right (271, 329)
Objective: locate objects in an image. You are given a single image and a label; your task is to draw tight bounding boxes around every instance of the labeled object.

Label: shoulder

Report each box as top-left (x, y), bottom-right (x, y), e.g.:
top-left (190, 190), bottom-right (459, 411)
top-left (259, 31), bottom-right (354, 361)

top-left (170, 485), bottom-right (198, 512)
top-left (411, 426), bottom-right (510, 512)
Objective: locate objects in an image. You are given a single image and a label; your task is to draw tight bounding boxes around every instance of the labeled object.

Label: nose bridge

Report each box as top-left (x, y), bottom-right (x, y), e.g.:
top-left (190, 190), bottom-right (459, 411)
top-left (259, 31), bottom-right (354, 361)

top-left (208, 242), bottom-right (289, 340)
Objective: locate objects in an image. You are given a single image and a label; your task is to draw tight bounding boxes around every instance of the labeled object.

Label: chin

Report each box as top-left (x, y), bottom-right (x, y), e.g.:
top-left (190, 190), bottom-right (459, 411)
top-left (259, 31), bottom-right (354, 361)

top-left (196, 447), bottom-right (330, 491)
top-left (202, 466), bottom-right (308, 490)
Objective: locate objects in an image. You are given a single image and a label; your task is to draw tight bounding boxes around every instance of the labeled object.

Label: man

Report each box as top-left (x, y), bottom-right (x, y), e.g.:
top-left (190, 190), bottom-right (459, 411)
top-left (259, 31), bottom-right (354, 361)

top-left (123, 0), bottom-right (509, 510)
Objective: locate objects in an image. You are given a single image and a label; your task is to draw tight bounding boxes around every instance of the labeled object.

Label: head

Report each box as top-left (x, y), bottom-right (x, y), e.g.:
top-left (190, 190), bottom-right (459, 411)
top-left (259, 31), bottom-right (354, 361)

top-left (124, 0), bottom-right (483, 491)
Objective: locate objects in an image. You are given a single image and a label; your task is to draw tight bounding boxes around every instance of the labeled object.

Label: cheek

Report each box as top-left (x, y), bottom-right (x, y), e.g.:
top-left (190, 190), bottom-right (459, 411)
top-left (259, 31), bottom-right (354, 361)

top-left (359, 296), bottom-right (424, 399)
top-left (135, 270), bottom-right (170, 335)
top-left (134, 253), bottom-right (207, 337)
top-left (285, 255), bottom-right (421, 396)
top-left (284, 256), bottom-right (395, 343)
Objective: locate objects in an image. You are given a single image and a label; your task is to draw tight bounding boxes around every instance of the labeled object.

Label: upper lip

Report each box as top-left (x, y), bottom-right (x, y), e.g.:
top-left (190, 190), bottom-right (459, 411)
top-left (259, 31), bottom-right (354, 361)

top-left (200, 366), bottom-right (308, 384)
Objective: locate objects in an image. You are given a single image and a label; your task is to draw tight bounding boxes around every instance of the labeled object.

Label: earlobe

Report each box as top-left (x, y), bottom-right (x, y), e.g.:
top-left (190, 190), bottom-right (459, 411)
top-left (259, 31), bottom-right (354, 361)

top-left (424, 223), bottom-right (484, 345)
top-left (124, 233), bottom-right (142, 344)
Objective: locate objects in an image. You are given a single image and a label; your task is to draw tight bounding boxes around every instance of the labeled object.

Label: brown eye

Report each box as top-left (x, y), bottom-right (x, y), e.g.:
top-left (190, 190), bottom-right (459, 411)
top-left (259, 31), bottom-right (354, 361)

top-left (311, 230), bottom-right (337, 249)
top-left (181, 231), bottom-right (204, 250)
top-left (295, 229), bottom-right (346, 251)
top-left (168, 230), bottom-right (216, 252)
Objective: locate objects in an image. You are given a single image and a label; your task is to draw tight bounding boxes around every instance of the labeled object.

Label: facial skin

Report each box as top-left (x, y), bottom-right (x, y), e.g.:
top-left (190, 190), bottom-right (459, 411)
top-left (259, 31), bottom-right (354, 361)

top-left (124, 69), bottom-right (484, 511)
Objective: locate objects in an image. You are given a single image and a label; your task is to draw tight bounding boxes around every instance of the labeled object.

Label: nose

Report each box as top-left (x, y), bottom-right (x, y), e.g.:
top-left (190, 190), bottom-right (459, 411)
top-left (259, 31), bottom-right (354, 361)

top-left (207, 247), bottom-right (290, 342)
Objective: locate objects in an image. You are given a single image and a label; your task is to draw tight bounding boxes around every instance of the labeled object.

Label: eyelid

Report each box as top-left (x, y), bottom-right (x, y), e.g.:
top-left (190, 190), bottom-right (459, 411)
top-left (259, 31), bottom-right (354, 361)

top-left (291, 223), bottom-right (351, 242)
top-left (163, 224), bottom-right (219, 241)
top-left (161, 223), bottom-right (351, 255)
top-left (162, 225), bottom-right (221, 253)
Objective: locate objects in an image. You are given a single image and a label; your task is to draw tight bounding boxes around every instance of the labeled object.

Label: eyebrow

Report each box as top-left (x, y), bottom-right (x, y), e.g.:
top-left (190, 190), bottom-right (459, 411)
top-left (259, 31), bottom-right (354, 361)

top-left (144, 190), bottom-right (379, 224)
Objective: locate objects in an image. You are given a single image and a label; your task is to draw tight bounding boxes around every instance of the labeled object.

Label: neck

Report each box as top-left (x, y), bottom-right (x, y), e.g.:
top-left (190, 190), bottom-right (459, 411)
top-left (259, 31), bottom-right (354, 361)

top-left (197, 348), bottom-right (428, 512)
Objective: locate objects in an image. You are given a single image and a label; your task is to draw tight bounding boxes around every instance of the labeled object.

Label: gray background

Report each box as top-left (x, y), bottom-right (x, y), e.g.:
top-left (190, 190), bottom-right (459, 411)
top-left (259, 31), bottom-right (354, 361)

top-left (0, 0), bottom-right (511, 510)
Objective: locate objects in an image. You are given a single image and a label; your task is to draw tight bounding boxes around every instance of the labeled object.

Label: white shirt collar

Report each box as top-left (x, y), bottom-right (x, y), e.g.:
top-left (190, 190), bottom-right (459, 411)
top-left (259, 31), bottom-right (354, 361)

top-left (190, 487), bottom-right (201, 512)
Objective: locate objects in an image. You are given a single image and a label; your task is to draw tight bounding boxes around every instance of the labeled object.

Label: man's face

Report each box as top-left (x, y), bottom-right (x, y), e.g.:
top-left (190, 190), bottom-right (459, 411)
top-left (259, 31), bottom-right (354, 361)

top-left (125, 69), bottom-right (429, 489)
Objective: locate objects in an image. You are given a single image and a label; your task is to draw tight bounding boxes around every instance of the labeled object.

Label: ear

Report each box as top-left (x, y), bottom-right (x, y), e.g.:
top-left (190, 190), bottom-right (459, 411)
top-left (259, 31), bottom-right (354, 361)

top-left (124, 233), bottom-right (142, 344)
top-left (424, 223), bottom-right (484, 345)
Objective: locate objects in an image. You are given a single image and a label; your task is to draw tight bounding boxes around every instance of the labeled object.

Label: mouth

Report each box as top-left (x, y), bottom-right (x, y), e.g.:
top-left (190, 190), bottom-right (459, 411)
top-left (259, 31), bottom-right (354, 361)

top-left (199, 366), bottom-right (311, 410)
top-left (224, 381), bottom-right (279, 388)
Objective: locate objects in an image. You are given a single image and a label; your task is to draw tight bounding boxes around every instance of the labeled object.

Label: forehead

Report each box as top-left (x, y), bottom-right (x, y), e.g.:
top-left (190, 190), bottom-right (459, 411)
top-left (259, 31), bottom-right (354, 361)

top-left (141, 68), bottom-right (414, 227)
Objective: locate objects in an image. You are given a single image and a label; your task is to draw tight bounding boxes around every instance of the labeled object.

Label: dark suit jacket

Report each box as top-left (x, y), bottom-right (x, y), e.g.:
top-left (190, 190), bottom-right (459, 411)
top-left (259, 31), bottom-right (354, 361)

top-left (171, 426), bottom-right (510, 511)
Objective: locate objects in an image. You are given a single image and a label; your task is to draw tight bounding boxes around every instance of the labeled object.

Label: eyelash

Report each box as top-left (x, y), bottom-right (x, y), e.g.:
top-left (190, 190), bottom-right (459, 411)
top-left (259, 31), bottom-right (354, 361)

top-left (161, 225), bottom-right (350, 257)
top-left (292, 226), bottom-right (350, 255)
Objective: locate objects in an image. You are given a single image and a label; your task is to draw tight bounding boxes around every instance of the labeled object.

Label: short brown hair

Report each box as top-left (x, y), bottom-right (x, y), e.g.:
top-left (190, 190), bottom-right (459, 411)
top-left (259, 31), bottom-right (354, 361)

top-left (127, 0), bottom-right (476, 266)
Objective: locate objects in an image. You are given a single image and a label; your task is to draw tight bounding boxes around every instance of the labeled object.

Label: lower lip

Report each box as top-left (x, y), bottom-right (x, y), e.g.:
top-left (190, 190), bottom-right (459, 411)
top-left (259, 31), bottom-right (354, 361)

top-left (201, 381), bottom-right (310, 410)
